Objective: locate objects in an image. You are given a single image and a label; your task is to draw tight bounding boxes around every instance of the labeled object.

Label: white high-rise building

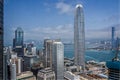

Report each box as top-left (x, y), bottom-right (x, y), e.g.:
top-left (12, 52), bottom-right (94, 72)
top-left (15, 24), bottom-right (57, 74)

top-left (10, 57), bottom-right (23, 74)
top-left (52, 41), bottom-right (64, 80)
top-left (11, 53), bottom-right (17, 59)
top-left (32, 47), bottom-right (36, 56)
top-left (43, 39), bottom-right (53, 68)
top-left (74, 4), bottom-right (85, 71)
top-left (10, 63), bottom-right (16, 80)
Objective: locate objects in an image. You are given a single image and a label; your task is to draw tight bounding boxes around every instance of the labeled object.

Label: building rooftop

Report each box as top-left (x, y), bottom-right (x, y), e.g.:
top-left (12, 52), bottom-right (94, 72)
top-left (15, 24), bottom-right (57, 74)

top-left (106, 61), bottom-right (120, 70)
top-left (64, 71), bottom-right (80, 80)
top-left (37, 68), bottom-right (55, 78)
top-left (16, 27), bottom-right (23, 32)
top-left (17, 71), bottom-right (35, 79)
top-left (24, 55), bottom-right (36, 57)
top-left (68, 66), bottom-right (77, 69)
top-left (38, 67), bottom-right (54, 73)
top-left (76, 4), bottom-right (83, 8)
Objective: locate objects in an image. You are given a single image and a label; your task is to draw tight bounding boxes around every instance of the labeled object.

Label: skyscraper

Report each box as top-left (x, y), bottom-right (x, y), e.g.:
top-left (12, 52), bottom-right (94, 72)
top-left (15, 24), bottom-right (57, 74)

top-left (43, 39), bottom-right (53, 68)
top-left (10, 63), bottom-right (16, 80)
top-left (3, 47), bottom-right (9, 80)
top-left (106, 61), bottom-right (120, 80)
top-left (111, 27), bottom-right (115, 50)
top-left (74, 4), bottom-right (85, 71)
top-left (0, 0), bottom-right (3, 79)
top-left (52, 41), bottom-right (64, 80)
top-left (10, 57), bottom-right (23, 74)
top-left (15, 27), bottom-right (24, 47)
top-left (13, 27), bottom-right (24, 57)
top-left (106, 37), bottom-right (120, 80)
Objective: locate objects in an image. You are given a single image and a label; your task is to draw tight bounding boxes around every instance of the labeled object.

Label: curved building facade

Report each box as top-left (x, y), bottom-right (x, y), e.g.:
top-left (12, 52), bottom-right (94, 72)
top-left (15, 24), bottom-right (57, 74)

top-left (74, 4), bottom-right (85, 71)
top-left (13, 27), bottom-right (24, 57)
top-left (15, 27), bottom-right (24, 47)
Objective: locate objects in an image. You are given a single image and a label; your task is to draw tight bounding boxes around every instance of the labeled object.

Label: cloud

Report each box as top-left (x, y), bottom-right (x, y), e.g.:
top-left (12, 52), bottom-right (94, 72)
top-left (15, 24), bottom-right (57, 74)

top-left (24, 24), bottom-right (73, 41)
top-left (103, 14), bottom-right (120, 24)
top-left (109, 15), bottom-right (119, 22)
top-left (86, 29), bottom-right (111, 40)
top-left (86, 24), bottom-right (120, 40)
top-left (24, 24), bottom-right (120, 42)
top-left (56, 2), bottom-right (74, 14)
top-left (7, 24), bottom-right (120, 45)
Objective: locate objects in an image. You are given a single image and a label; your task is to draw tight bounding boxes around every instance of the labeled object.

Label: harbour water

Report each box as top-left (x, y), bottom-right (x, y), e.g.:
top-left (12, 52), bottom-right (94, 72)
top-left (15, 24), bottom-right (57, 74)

top-left (36, 43), bottom-right (120, 62)
top-left (64, 44), bottom-right (120, 62)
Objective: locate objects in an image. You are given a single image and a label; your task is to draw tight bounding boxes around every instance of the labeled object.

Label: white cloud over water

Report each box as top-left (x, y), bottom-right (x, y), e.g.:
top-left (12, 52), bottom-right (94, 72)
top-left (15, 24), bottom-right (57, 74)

top-left (22, 24), bottom-right (120, 41)
top-left (6, 24), bottom-right (119, 46)
top-left (24, 24), bottom-right (73, 41)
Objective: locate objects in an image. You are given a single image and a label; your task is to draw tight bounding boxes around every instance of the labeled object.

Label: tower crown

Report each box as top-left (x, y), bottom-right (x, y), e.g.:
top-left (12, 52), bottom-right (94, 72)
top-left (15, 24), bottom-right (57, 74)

top-left (76, 4), bottom-right (83, 8)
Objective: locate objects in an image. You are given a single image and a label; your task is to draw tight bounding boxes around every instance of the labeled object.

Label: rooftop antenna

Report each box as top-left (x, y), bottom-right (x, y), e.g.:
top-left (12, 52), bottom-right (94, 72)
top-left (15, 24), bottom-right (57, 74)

top-left (112, 37), bottom-right (119, 61)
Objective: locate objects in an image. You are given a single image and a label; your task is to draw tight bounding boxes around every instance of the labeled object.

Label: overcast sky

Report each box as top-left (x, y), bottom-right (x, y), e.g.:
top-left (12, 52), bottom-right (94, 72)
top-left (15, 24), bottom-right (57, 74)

top-left (4, 0), bottom-right (120, 45)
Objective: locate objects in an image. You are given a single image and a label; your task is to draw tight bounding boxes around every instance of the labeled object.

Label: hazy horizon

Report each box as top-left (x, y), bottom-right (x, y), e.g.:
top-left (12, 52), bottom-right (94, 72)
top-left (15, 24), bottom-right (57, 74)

top-left (4, 0), bottom-right (120, 46)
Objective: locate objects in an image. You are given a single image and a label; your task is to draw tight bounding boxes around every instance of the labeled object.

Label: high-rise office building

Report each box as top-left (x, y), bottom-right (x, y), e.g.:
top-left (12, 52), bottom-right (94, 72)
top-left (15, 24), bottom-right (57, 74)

top-left (43, 39), bottom-right (53, 68)
top-left (31, 47), bottom-right (36, 56)
top-left (13, 27), bottom-right (24, 57)
top-left (74, 4), bottom-right (85, 71)
top-left (13, 38), bottom-right (15, 48)
top-left (10, 57), bottom-right (23, 74)
top-left (25, 43), bottom-right (37, 56)
top-left (106, 37), bottom-right (120, 80)
top-left (23, 55), bottom-right (37, 71)
top-left (10, 63), bottom-right (16, 80)
top-left (111, 27), bottom-right (115, 50)
top-left (0, 0), bottom-right (3, 79)
top-left (4, 47), bottom-right (13, 80)
top-left (106, 61), bottom-right (120, 80)
top-left (52, 41), bottom-right (64, 80)
top-left (3, 48), bottom-right (8, 80)
top-left (15, 27), bottom-right (24, 47)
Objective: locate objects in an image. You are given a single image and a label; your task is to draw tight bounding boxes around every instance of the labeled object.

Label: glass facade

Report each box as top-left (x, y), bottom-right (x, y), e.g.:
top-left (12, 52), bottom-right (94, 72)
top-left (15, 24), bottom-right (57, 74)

top-left (3, 52), bottom-right (7, 80)
top-left (52, 41), bottom-right (64, 80)
top-left (111, 27), bottom-right (115, 50)
top-left (14, 27), bottom-right (24, 57)
top-left (43, 39), bottom-right (53, 68)
top-left (106, 61), bottom-right (120, 80)
top-left (0, 0), bottom-right (3, 79)
top-left (74, 4), bottom-right (85, 71)
top-left (15, 27), bottom-right (23, 47)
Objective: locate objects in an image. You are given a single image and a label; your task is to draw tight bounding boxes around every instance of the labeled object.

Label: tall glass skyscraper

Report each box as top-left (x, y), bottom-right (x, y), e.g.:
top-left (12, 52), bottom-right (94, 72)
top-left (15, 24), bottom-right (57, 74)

top-left (15, 27), bottom-right (23, 47)
top-left (106, 61), bottom-right (120, 80)
top-left (0, 0), bottom-right (3, 79)
top-left (14, 27), bottom-right (24, 57)
top-left (74, 4), bottom-right (85, 71)
top-left (111, 27), bottom-right (115, 50)
top-left (106, 38), bottom-right (120, 80)
top-left (52, 41), bottom-right (64, 80)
